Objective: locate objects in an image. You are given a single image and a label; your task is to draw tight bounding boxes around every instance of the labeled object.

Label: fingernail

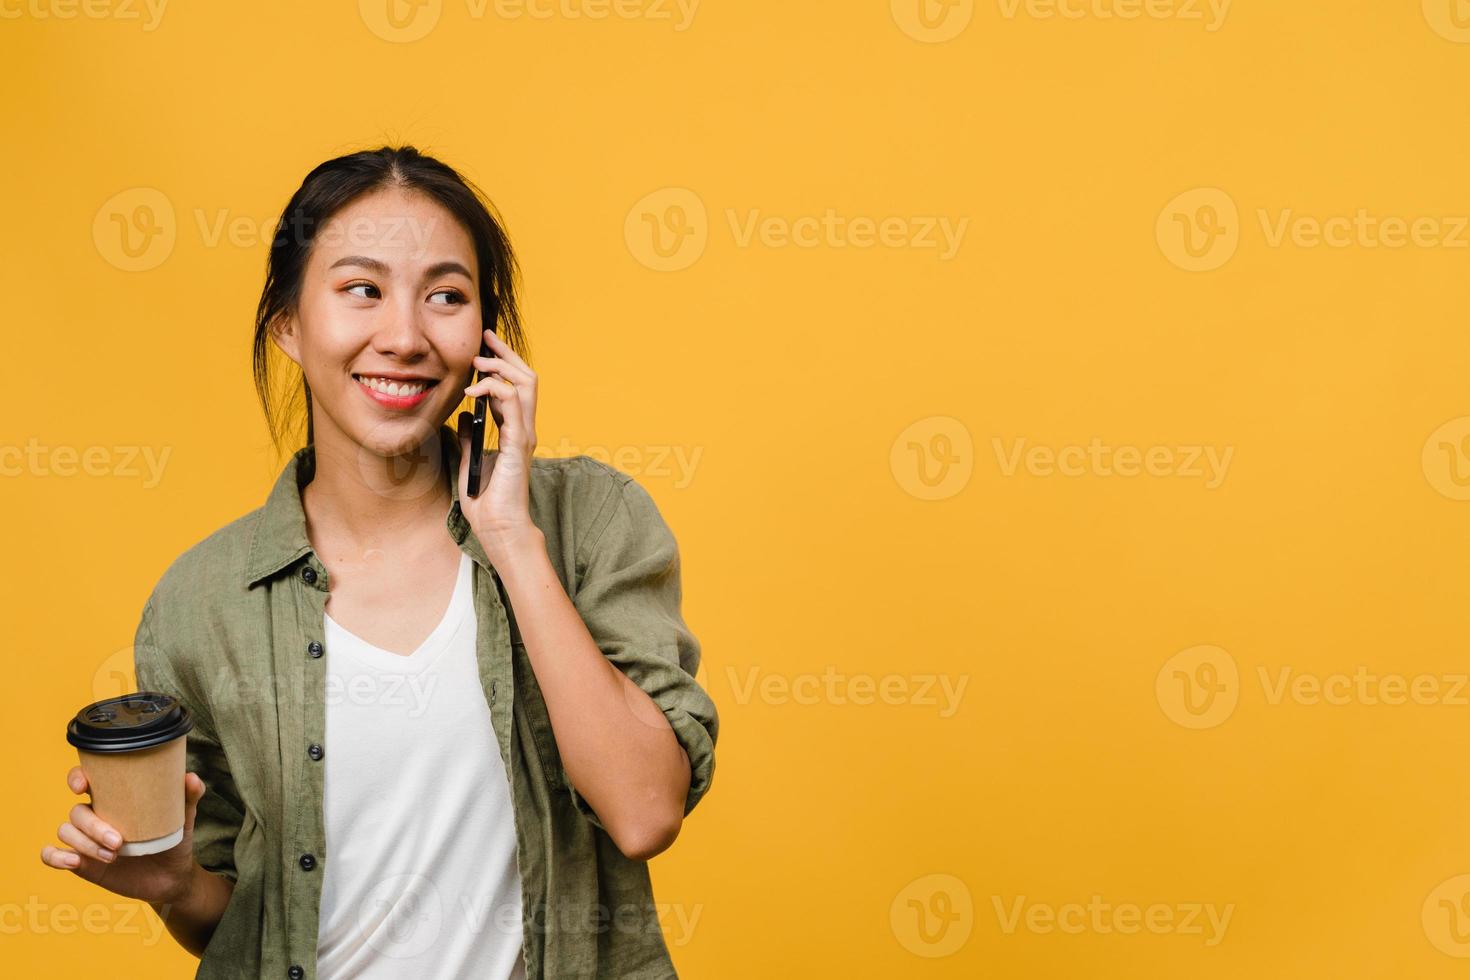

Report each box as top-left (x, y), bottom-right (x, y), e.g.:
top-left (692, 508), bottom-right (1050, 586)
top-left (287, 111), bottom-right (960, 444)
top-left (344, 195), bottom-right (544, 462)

top-left (64, 853), bottom-right (81, 868)
top-left (98, 847), bottom-right (115, 861)
top-left (105, 831), bottom-right (121, 848)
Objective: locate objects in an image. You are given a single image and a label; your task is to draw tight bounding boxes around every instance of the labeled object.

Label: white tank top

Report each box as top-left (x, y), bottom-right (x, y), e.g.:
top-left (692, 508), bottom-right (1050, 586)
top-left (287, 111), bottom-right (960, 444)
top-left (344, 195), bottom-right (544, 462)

top-left (315, 551), bottom-right (527, 979)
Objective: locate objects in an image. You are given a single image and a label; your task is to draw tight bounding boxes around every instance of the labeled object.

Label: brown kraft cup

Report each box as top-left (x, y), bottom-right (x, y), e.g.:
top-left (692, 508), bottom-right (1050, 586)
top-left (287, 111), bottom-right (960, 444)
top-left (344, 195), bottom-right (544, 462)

top-left (66, 692), bottom-right (195, 856)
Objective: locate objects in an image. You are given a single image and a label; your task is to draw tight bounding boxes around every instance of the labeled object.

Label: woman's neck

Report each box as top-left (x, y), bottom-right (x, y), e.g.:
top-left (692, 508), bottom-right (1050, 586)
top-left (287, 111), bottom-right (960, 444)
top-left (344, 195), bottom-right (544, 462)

top-left (300, 423), bottom-right (455, 559)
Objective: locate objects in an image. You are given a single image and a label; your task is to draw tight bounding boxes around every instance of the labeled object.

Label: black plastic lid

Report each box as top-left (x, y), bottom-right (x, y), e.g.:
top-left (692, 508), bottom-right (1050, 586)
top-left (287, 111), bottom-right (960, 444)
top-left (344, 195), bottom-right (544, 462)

top-left (66, 692), bottom-right (194, 753)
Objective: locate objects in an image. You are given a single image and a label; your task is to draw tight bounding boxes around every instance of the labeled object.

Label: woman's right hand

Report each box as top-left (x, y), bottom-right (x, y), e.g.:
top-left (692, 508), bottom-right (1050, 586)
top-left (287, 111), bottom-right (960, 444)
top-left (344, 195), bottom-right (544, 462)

top-left (39, 767), bottom-right (208, 906)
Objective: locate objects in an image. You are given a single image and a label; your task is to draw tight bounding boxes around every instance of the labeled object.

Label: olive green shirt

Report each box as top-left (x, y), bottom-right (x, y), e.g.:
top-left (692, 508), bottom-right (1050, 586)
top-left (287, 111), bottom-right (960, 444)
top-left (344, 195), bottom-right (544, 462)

top-left (131, 425), bottom-right (718, 979)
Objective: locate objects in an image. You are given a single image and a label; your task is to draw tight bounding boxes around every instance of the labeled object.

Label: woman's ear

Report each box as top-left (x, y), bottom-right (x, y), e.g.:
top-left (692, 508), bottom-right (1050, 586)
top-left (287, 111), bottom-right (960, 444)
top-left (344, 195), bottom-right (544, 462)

top-left (269, 311), bottom-right (302, 366)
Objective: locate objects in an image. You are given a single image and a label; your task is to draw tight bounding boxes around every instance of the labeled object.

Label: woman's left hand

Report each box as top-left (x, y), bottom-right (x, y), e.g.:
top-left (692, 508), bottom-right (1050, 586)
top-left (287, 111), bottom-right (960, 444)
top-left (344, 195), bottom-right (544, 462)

top-left (456, 326), bottom-right (541, 559)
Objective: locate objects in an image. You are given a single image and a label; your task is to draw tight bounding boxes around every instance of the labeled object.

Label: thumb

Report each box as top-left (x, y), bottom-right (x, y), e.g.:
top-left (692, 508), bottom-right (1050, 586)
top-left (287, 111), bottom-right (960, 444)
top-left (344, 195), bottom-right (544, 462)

top-left (182, 771), bottom-right (207, 835)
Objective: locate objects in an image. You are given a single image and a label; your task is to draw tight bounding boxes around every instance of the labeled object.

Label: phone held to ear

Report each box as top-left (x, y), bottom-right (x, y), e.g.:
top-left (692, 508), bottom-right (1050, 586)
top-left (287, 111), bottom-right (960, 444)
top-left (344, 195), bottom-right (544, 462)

top-left (466, 314), bottom-right (497, 496)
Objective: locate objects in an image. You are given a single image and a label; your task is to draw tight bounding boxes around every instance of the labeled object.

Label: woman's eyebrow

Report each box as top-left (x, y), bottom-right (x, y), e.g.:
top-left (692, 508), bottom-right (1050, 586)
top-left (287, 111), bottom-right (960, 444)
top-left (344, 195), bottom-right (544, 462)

top-left (329, 255), bottom-right (390, 274)
top-left (422, 260), bottom-right (474, 281)
top-left (327, 255), bottom-right (473, 281)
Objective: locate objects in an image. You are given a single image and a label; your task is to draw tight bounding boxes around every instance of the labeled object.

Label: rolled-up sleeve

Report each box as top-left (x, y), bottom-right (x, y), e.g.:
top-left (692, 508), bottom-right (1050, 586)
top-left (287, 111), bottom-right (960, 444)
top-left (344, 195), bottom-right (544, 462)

top-left (568, 471), bottom-right (719, 825)
top-left (133, 597), bottom-right (245, 883)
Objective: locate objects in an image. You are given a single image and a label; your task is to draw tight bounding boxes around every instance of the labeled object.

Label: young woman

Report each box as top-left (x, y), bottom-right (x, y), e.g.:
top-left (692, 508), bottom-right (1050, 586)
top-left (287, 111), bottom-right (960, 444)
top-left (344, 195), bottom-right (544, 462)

top-left (40, 145), bottom-right (719, 979)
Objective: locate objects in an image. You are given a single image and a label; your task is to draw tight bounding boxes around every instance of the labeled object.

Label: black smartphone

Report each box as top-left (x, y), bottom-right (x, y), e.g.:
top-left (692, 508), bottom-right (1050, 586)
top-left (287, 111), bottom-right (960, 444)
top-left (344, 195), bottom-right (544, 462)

top-left (466, 320), bottom-right (496, 497)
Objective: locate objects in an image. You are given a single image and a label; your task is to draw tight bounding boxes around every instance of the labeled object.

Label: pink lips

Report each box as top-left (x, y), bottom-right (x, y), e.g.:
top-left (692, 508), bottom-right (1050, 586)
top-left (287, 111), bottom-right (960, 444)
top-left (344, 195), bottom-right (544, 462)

top-left (354, 376), bottom-right (436, 410)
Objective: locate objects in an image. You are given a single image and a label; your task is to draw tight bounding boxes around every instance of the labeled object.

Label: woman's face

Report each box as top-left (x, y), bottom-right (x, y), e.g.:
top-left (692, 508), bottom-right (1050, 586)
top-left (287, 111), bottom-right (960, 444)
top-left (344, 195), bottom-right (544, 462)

top-left (272, 186), bottom-right (482, 459)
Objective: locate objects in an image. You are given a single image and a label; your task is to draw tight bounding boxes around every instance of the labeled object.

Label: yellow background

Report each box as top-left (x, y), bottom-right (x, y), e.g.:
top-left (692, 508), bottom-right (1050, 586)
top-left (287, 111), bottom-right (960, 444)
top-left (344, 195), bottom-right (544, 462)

top-left (5, 1), bottom-right (1470, 976)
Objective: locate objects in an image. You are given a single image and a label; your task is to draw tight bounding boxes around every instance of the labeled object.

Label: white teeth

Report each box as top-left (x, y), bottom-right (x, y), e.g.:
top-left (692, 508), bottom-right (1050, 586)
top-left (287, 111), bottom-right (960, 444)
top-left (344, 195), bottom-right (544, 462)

top-left (355, 375), bottom-right (431, 397)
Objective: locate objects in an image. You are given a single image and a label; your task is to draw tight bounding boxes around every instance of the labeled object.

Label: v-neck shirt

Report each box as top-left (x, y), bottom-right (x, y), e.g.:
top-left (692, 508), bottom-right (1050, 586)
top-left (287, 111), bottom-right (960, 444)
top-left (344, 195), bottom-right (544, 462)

top-left (315, 551), bottom-right (527, 978)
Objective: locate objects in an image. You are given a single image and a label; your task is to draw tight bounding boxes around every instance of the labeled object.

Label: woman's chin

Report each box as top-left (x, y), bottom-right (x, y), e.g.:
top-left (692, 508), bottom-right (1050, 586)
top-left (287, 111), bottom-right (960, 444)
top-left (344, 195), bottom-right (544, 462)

top-left (350, 414), bottom-right (440, 460)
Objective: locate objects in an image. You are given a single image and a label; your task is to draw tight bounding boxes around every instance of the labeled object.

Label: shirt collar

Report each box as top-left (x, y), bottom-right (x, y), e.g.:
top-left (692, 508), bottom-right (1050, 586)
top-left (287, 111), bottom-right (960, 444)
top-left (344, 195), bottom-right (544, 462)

top-left (243, 423), bottom-right (488, 586)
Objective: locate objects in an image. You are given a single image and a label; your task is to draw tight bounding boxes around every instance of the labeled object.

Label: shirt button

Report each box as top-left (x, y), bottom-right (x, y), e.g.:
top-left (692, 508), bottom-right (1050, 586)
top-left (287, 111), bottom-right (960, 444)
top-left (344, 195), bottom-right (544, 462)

top-left (307, 641), bottom-right (323, 659)
top-left (299, 853), bottom-right (316, 871)
top-left (288, 968), bottom-right (304, 980)
top-left (301, 566), bottom-right (317, 585)
top-left (307, 743), bottom-right (324, 761)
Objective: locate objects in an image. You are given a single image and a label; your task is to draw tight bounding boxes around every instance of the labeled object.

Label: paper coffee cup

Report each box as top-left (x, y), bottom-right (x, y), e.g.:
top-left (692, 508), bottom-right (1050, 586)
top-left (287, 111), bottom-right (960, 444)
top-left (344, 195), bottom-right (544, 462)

top-left (66, 692), bottom-right (194, 856)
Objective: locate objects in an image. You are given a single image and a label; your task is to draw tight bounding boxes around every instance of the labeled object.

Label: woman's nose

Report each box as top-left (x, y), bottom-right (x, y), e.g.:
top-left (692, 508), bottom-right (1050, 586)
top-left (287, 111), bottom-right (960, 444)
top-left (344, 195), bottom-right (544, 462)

top-left (371, 302), bottom-right (431, 357)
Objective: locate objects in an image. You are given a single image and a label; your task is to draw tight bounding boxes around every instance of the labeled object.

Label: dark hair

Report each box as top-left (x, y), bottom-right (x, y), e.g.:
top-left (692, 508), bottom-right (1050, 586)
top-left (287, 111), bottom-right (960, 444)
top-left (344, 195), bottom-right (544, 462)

top-left (252, 145), bottom-right (526, 453)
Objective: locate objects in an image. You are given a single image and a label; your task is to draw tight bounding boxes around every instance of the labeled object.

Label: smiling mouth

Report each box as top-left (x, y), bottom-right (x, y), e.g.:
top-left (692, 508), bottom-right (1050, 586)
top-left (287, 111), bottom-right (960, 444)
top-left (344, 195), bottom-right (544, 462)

top-left (352, 374), bottom-right (440, 397)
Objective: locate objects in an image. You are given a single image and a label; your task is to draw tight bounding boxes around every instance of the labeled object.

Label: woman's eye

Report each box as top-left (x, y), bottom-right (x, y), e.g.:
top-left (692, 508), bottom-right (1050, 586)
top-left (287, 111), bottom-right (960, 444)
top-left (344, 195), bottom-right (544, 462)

top-left (345, 282), bottom-right (379, 299)
top-left (428, 289), bottom-right (467, 306)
